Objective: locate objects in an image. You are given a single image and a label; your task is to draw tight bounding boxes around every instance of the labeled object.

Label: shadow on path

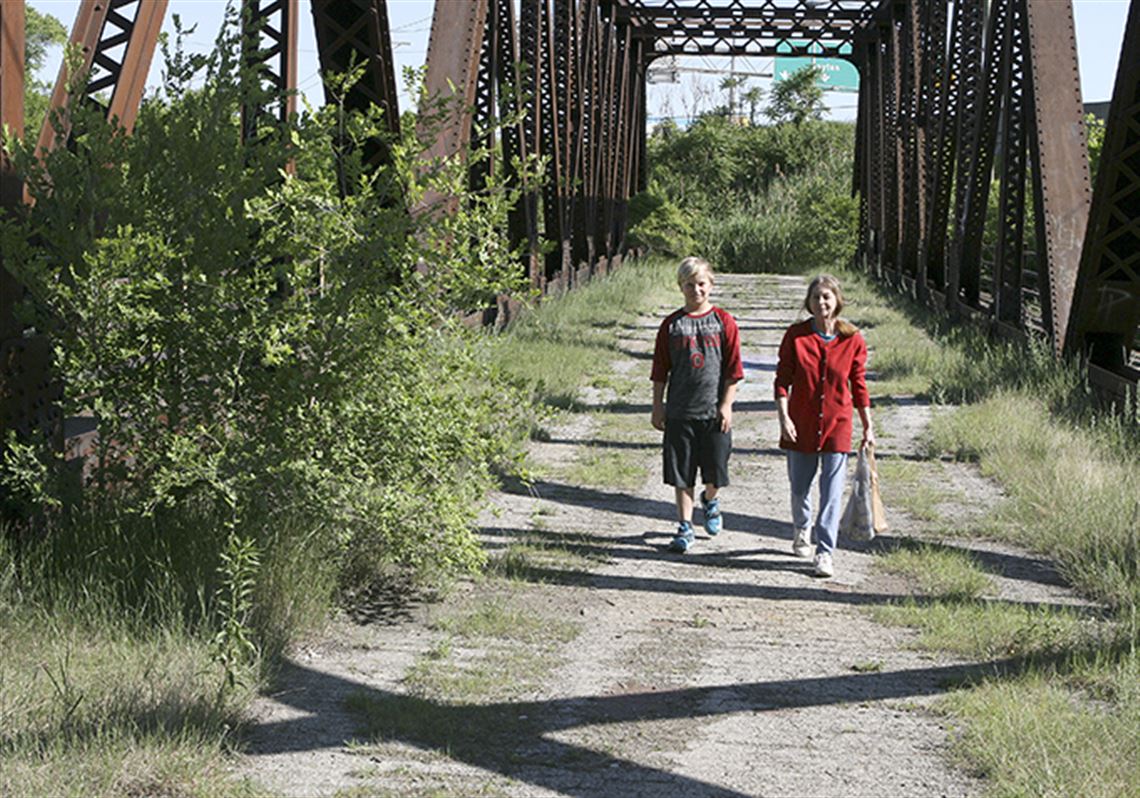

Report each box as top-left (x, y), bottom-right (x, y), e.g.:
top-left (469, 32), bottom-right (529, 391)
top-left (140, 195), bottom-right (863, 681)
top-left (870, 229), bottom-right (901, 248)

top-left (479, 525), bottom-right (1101, 616)
top-left (245, 655), bottom-right (1011, 798)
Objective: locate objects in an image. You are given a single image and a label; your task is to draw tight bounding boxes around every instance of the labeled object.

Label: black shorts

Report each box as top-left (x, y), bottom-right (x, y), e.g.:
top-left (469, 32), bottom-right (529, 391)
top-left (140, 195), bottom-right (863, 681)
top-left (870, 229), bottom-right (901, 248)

top-left (662, 418), bottom-right (732, 488)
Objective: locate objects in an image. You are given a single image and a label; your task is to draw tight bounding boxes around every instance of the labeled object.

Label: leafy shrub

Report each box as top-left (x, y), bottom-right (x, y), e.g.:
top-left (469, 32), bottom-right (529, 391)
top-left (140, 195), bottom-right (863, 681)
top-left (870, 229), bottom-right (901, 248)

top-left (626, 188), bottom-right (697, 257)
top-left (0, 19), bottom-right (535, 638)
top-left (645, 116), bottom-right (856, 271)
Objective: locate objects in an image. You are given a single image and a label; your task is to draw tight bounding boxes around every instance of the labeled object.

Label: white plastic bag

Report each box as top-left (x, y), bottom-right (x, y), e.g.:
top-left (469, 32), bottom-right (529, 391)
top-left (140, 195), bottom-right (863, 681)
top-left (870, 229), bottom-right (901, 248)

top-left (868, 445), bottom-right (889, 535)
top-left (840, 447), bottom-right (875, 542)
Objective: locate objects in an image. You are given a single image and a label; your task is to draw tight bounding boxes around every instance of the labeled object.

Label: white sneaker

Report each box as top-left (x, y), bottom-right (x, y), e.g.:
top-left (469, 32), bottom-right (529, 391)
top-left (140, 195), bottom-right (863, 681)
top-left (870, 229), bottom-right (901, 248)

top-left (813, 552), bottom-right (834, 577)
top-left (792, 527), bottom-right (814, 558)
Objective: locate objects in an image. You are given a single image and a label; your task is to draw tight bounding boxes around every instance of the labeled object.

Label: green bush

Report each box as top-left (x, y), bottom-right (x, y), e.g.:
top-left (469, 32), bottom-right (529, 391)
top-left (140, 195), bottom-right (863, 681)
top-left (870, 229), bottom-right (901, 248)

top-left (644, 116), bottom-right (856, 271)
top-left (0, 20), bottom-right (535, 641)
top-left (626, 189), bottom-right (697, 257)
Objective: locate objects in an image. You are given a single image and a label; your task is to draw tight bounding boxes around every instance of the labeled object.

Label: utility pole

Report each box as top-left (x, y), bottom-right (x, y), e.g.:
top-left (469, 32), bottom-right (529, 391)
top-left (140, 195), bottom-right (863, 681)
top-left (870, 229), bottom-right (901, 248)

top-left (729, 55), bottom-right (736, 119)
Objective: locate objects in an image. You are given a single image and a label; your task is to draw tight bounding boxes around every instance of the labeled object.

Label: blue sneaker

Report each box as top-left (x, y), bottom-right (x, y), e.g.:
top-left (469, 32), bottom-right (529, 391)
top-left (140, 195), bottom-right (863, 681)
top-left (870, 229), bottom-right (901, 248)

top-left (669, 521), bottom-right (695, 553)
top-left (701, 491), bottom-right (722, 536)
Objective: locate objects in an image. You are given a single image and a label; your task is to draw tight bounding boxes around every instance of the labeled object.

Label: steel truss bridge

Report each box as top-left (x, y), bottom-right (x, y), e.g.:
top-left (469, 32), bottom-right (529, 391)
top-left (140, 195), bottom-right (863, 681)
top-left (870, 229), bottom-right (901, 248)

top-left (1, 0), bottom-right (1138, 446)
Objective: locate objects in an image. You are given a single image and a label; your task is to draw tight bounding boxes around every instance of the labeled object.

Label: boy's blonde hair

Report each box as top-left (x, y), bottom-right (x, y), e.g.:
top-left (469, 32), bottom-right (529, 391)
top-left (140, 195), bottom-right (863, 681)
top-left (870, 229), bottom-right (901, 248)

top-left (677, 256), bottom-right (713, 286)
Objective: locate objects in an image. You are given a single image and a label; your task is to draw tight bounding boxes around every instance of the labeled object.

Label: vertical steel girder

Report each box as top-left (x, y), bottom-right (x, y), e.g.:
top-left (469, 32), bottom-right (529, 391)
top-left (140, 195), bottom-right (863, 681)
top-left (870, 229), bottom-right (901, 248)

top-left (882, 15), bottom-right (900, 277)
top-left (2, 1), bottom-right (59, 450)
top-left (954, 0), bottom-right (1007, 308)
top-left (553, 0), bottom-right (579, 283)
top-left (857, 0), bottom-right (1091, 356)
top-left (1, 0), bottom-right (25, 208)
top-left (518, 0), bottom-right (545, 287)
top-left (311, 0), bottom-right (400, 174)
top-left (919, 0), bottom-right (954, 295)
top-left (944, 0), bottom-right (985, 305)
top-left (992, 0), bottom-right (1029, 327)
top-left (898, 0), bottom-right (923, 283)
top-left (1067, 0), bottom-right (1140, 397)
top-left (241, 0), bottom-right (300, 144)
top-left (418, 0), bottom-right (488, 215)
top-left (37, 0), bottom-right (167, 154)
top-left (535, 0), bottom-right (564, 283)
top-left (1023, 0), bottom-right (1090, 352)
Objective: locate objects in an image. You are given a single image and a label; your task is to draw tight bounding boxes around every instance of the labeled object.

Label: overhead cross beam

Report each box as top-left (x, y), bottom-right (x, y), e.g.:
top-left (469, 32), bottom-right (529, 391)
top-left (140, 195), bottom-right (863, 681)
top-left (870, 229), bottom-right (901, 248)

top-left (614, 0), bottom-right (878, 59)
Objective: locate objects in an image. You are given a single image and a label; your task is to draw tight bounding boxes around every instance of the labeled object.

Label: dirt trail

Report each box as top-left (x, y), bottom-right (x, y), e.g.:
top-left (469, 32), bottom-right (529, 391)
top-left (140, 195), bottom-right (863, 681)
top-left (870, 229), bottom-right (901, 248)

top-left (239, 273), bottom-right (1085, 797)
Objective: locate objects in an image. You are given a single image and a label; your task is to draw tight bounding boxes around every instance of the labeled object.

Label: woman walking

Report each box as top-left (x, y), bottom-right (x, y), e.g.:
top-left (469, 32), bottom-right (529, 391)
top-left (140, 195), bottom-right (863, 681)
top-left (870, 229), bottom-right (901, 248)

top-left (774, 274), bottom-right (874, 577)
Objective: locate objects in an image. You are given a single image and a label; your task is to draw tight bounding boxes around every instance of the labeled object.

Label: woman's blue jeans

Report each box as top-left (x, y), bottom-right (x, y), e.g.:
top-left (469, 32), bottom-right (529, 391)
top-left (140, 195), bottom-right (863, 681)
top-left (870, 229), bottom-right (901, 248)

top-left (786, 450), bottom-right (849, 555)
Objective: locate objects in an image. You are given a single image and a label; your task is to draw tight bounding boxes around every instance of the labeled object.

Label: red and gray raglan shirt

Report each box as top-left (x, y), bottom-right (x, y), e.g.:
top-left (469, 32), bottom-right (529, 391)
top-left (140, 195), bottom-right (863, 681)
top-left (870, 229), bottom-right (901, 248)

top-left (651, 306), bottom-right (744, 420)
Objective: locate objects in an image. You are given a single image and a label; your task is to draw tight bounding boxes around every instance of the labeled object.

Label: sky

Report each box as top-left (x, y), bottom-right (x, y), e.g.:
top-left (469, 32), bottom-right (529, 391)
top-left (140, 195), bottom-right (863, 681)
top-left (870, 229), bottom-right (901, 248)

top-left (26, 0), bottom-right (1133, 125)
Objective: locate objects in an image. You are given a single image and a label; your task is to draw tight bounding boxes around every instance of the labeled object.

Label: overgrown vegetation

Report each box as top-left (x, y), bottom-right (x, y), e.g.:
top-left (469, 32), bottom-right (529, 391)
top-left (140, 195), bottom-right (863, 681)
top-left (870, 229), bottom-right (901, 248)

top-left (0, 16), bottom-right (539, 795)
top-left (629, 113), bottom-right (857, 272)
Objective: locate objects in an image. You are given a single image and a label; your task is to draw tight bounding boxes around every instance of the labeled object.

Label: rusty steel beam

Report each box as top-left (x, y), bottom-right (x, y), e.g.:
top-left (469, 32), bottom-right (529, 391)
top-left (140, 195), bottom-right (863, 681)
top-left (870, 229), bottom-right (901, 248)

top-left (554, 0), bottom-right (579, 283)
top-left (596, 2), bottom-right (617, 264)
top-left (614, 34), bottom-right (644, 259)
top-left (578, 0), bottom-right (602, 270)
top-left (538, 0), bottom-right (565, 283)
top-left (595, 6), bottom-right (618, 264)
top-left (1023, 0), bottom-right (1090, 353)
top-left (241, 0), bottom-right (300, 144)
top-left (470, 0), bottom-right (503, 190)
top-left (1066, 0), bottom-right (1140, 397)
top-left (992, 0), bottom-right (1029, 327)
top-left (492, 0), bottom-right (534, 287)
top-left (898, 0), bottom-right (923, 282)
top-left (311, 0), bottom-right (400, 174)
top-left (518, 0), bottom-right (546, 289)
top-left (1, 0), bottom-right (24, 209)
top-left (919, 0), bottom-right (955, 295)
top-left (881, 15), bottom-right (900, 278)
top-left (852, 44), bottom-right (868, 268)
top-left (949, 0), bottom-right (1003, 309)
top-left (607, 22), bottom-right (633, 261)
top-left (37, 0), bottom-right (167, 154)
top-left (417, 0), bottom-right (488, 216)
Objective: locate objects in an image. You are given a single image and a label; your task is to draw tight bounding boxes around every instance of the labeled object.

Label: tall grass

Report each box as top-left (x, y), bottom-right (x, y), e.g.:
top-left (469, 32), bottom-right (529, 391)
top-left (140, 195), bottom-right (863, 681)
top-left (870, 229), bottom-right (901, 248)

top-left (487, 257), bottom-right (675, 408)
top-left (835, 263), bottom-right (1140, 797)
top-left (945, 674), bottom-right (1140, 798)
top-left (698, 159), bottom-right (858, 274)
top-left (0, 587), bottom-right (257, 797)
top-left (926, 394), bottom-right (1140, 615)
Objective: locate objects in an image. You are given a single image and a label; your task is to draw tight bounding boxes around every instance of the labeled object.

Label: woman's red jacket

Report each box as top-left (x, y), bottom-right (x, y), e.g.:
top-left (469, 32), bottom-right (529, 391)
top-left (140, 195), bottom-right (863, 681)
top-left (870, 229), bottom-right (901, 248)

top-left (774, 320), bottom-right (870, 453)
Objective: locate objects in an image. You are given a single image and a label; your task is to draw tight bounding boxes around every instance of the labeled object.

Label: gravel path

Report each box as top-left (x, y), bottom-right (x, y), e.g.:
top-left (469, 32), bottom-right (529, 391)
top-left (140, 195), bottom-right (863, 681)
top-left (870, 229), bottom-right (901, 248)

top-left (238, 273), bottom-right (1086, 797)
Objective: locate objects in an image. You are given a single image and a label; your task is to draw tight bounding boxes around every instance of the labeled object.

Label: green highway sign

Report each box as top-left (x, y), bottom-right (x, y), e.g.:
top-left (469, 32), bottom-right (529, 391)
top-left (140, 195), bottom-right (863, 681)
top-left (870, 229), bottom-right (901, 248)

top-left (774, 56), bottom-right (860, 93)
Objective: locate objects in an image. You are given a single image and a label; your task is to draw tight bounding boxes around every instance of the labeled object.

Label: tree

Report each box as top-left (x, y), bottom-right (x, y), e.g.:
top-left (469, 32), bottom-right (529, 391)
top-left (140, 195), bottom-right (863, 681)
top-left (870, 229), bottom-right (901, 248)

top-left (742, 86), bottom-right (765, 126)
top-left (765, 65), bottom-right (825, 125)
top-left (23, 6), bottom-right (69, 136)
top-left (719, 75), bottom-right (747, 120)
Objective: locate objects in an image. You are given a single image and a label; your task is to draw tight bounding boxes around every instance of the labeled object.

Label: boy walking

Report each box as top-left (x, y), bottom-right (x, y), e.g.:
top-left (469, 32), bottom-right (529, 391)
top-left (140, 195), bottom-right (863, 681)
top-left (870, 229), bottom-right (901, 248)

top-left (651, 257), bottom-right (743, 553)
